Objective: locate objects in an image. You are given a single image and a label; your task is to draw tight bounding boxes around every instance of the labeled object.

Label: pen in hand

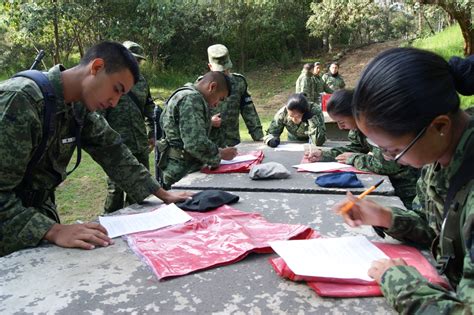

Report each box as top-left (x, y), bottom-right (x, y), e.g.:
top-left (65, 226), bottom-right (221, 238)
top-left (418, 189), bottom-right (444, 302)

top-left (339, 179), bottom-right (384, 214)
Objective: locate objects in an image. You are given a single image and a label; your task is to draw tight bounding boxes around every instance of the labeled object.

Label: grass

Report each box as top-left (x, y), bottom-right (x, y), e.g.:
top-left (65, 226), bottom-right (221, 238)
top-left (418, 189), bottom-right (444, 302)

top-left (412, 24), bottom-right (474, 109)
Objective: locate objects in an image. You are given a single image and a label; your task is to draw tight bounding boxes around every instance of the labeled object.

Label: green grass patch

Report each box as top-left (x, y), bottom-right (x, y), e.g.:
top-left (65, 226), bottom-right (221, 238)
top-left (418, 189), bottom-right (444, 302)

top-left (412, 25), bottom-right (474, 109)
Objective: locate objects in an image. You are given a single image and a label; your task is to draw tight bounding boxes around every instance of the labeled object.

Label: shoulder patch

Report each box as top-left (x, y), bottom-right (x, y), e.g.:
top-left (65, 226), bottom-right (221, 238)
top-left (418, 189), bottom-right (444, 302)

top-left (1, 77), bottom-right (44, 103)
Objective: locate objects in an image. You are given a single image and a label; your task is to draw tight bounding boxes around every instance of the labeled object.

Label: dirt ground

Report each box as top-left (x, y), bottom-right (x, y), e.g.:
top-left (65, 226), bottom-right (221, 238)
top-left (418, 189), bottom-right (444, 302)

top-left (338, 40), bottom-right (402, 88)
top-left (252, 40), bottom-right (401, 115)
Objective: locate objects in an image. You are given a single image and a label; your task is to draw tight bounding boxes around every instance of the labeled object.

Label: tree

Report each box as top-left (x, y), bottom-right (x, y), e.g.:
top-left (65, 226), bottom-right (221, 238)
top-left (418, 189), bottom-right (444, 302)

top-left (418, 0), bottom-right (472, 55)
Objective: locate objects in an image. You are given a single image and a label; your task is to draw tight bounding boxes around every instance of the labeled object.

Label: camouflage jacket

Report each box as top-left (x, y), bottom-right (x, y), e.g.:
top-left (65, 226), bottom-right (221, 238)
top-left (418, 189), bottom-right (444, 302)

top-left (263, 102), bottom-right (326, 145)
top-left (322, 73), bottom-right (345, 91)
top-left (319, 129), bottom-right (419, 207)
top-left (99, 74), bottom-right (154, 155)
top-left (0, 65), bottom-right (160, 256)
top-left (295, 70), bottom-right (316, 103)
top-left (312, 74), bottom-right (333, 102)
top-left (161, 85), bottom-right (220, 167)
top-left (379, 118), bottom-right (474, 313)
top-left (209, 73), bottom-right (263, 147)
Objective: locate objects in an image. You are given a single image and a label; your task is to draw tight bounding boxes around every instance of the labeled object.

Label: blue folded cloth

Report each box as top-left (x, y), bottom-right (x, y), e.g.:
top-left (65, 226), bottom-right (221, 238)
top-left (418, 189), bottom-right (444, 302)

top-left (315, 172), bottom-right (364, 188)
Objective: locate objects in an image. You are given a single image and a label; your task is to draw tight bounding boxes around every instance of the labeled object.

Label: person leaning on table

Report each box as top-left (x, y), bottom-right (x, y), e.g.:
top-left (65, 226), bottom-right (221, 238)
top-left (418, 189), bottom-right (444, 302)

top-left (332, 47), bottom-right (474, 313)
top-left (263, 93), bottom-right (326, 148)
top-left (0, 41), bottom-right (192, 257)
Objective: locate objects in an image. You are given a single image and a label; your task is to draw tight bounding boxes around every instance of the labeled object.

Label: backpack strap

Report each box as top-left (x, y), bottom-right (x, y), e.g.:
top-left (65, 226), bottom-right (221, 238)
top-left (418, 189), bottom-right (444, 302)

top-left (12, 70), bottom-right (57, 183)
top-left (437, 124), bottom-right (474, 284)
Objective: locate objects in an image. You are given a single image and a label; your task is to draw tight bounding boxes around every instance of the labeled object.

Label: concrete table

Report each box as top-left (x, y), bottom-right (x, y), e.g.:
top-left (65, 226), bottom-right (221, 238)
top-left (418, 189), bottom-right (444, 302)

top-left (172, 141), bottom-right (394, 195)
top-left (0, 192), bottom-right (404, 314)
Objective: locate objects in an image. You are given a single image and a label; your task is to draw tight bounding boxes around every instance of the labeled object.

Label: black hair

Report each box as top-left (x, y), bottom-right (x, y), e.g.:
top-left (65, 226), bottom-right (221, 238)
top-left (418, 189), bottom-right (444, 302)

top-left (303, 63), bottom-right (314, 71)
top-left (199, 71), bottom-right (232, 96)
top-left (327, 89), bottom-right (353, 117)
top-left (79, 41), bottom-right (140, 84)
top-left (352, 47), bottom-right (474, 136)
top-left (286, 93), bottom-right (309, 113)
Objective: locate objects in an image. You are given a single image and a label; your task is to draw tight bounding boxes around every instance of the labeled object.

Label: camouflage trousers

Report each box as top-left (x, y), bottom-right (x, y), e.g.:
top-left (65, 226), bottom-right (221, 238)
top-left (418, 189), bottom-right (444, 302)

top-left (104, 151), bottom-right (150, 213)
top-left (162, 156), bottom-right (202, 190)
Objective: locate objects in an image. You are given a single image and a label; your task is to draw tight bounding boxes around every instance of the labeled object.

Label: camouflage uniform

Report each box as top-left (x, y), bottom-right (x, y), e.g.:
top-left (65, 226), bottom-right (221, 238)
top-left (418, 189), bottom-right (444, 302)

top-left (208, 73), bottom-right (263, 147)
top-left (0, 65), bottom-right (161, 257)
top-left (99, 74), bottom-right (155, 213)
top-left (312, 74), bottom-right (333, 103)
top-left (263, 102), bottom-right (326, 145)
top-left (159, 85), bottom-right (220, 189)
top-left (295, 69), bottom-right (316, 103)
top-left (322, 73), bottom-right (345, 91)
top-left (319, 129), bottom-right (419, 208)
top-left (377, 118), bottom-right (474, 313)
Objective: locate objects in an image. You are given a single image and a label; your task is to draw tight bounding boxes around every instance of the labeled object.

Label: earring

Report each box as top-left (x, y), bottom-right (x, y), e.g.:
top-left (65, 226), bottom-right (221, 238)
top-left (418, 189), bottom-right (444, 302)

top-left (440, 133), bottom-right (444, 136)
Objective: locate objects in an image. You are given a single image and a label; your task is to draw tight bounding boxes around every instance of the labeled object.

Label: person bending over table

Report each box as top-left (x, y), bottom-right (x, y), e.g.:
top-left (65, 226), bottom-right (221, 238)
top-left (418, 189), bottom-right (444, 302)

top-left (333, 48), bottom-right (474, 313)
top-left (263, 93), bottom-right (326, 148)
top-left (305, 89), bottom-right (419, 208)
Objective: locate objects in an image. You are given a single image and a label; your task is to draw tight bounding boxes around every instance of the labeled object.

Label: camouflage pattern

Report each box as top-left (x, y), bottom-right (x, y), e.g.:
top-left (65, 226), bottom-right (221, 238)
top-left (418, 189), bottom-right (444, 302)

top-left (99, 74), bottom-right (155, 213)
top-left (319, 129), bottom-right (419, 208)
top-left (295, 69), bottom-right (316, 103)
top-left (0, 65), bottom-right (161, 257)
top-left (207, 44), bottom-right (233, 71)
top-left (263, 102), bottom-right (326, 145)
top-left (208, 73), bottom-right (263, 147)
top-left (160, 84), bottom-right (220, 188)
top-left (322, 73), bottom-right (345, 91)
top-left (378, 118), bottom-right (474, 313)
top-left (312, 74), bottom-right (333, 103)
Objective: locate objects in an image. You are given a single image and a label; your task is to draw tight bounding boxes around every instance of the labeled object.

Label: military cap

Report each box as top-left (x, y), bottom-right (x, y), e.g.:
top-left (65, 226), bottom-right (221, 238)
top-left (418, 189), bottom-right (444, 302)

top-left (314, 61), bottom-right (321, 66)
top-left (123, 41), bottom-right (146, 60)
top-left (207, 44), bottom-right (232, 71)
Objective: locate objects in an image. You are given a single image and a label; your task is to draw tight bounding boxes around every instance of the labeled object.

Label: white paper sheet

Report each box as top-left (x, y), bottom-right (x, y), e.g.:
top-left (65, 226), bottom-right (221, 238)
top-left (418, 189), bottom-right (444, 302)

top-left (269, 236), bottom-right (389, 282)
top-left (220, 154), bottom-right (258, 165)
top-left (274, 143), bottom-right (305, 151)
top-left (99, 203), bottom-right (192, 238)
top-left (292, 162), bottom-right (352, 173)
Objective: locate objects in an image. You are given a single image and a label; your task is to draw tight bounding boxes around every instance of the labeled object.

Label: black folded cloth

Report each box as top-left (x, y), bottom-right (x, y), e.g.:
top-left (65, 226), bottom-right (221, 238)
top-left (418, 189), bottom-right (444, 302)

top-left (176, 190), bottom-right (239, 212)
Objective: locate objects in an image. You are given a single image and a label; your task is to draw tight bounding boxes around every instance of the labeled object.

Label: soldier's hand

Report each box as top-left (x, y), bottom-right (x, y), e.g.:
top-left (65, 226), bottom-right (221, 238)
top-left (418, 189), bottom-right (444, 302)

top-left (155, 188), bottom-right (193, 204)
top-left (219, 147), bottom-right (238, 160)
top-left (305, 149), bottom-right (322, 162)
top-left (335, 152), bottom-right (353, 164)
top-left (368, 258), bottom-right (407, 284)
top-left (332, 192), bottom-right (393, 228)
top-left (211, 113), bottom-right (222, 128)
top-left (43, 223), bottom-right (113, 250)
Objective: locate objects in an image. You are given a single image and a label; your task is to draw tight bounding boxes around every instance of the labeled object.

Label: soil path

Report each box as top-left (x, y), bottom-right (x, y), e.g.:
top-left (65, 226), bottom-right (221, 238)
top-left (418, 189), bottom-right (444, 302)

top-left (338, 39), bottom-right (402, 88)
top-left (252, 40), bottom-right (401, 115)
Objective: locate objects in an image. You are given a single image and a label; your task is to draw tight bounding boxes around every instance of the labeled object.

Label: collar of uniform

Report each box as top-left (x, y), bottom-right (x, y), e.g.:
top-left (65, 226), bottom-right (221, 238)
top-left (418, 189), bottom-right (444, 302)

top-left (46, 64), bottom-right (68, 114)
top-left (444, 117), bottom-right (474, 178)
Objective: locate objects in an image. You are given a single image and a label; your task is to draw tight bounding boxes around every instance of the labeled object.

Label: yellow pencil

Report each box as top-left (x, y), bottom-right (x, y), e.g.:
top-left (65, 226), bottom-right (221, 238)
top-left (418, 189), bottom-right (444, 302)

top-left (339, 179), bottom-right (384, 214)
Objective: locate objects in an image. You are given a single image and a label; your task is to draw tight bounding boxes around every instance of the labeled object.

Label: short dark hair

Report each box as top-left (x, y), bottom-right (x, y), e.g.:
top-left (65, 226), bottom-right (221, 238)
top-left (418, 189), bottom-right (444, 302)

top-left (80, 41), bottom-right (140, 84)
top-left (286, 93), bottom-right (309, 113)
top-left (199, 71), bottom-right (232, 96)
top-left (327, 89), bottom-right (353, 117)
top-left (352, 47), bottom-right (472, 136)
top-left (303, 63), bottom-right (314, 71)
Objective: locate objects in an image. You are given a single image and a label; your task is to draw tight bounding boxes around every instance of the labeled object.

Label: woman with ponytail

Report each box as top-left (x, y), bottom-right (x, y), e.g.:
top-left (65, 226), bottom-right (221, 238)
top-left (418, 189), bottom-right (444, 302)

top-left (333, 47), bottom-right (474, 313)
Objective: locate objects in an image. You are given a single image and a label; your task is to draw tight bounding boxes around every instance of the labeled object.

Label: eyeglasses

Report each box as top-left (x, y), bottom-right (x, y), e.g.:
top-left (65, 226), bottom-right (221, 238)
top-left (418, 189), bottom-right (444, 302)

top-left (366, 126), bottom-right (427, 162)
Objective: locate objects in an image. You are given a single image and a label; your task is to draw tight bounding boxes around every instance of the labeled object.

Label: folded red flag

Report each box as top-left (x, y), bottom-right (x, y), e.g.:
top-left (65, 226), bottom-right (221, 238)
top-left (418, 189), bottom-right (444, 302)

top-left (126, 205), bottom-right (313, 279)
top-left (201, 150), bottom-right (264, 174)
top-left (297, 156), bottom-right (371, 174)
top-left (270, 241), bottom-right (450, 297)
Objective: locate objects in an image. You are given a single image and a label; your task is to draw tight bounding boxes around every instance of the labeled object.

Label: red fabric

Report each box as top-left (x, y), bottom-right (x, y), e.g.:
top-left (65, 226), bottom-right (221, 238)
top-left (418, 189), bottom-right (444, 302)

top-left (321, 94), bottom-right (332, 112)
top-left (126, 205), bottom-right (313, 280)
top-left (201, 150), bottom-right (264, 174)
top-left (270, 241), bottom-right (450, 297)
top-left (297, 156), bottom-right (371, 174)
